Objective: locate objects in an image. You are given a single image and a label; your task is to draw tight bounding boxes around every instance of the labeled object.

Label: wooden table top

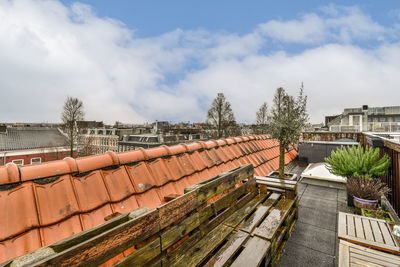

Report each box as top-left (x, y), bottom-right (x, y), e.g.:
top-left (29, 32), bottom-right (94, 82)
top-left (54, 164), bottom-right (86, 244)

top-left (338, 212), bottom-right (400, 255)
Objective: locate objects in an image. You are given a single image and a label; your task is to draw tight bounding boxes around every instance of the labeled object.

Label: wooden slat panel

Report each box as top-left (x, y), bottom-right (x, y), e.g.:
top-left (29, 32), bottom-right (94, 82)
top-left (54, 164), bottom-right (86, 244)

top-left (161, 179), bottom-right (253, 251)
top-left (347, 214), bottom-right (356, 237)
top-left (185, 164), bottom-right (254, 205)
top-left (35, 207), bottom-right (160, 267)
top-left (338, 213), bottom-right (400, 255)
top-left (114, 237), bottom-right (161, 266)
top-left (339, 240), bottom-right (400, 267)
top-left (171, 224), bottom-right (235, 267)
top-left (354, 217), bottom-right (364, 239)
top-left (203, 231), bottom-right (249, 267)
top-left (222, 194), bottom-right (266, 229)
top-left (253, 199), bottom-right (294, 240)
top-left (338, 212), bottom-right (347, 238)
top-left (370, 220), bottom-right (384, 243)
top-left (338, 241), bottom-right (350, 267)
top-left (378, 221), bottom-right (395, 247)
top-left (230, 236), bottom-right (271, 267)
top-left (362, 218), bottom-right (374, 242)
top-left (239, 193), bottom-right (281, 235)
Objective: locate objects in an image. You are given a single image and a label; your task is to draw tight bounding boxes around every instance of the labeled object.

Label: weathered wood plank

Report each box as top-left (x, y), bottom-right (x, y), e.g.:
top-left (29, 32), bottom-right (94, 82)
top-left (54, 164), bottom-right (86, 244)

top-left (362, 218), bottom-right (374, 242)
top-left (340, 240), bottom-right (400, 267)
top-left (370, 220), bottom-right (384, 243)
top-left (338, 241), bottom-right (350, 267)
top-left (347, 214), bottom-right (356, 237)
top-left (253, 199), bottom-right (294, 241)
top-left (190, 164), bottom-right (254, 205)
top-left (158, 190), bottom-right (197, 229)
top-left (203, 231), bottom-right (249, 267)
top-left (161, 179), bottom-right (254, 251)
top-left (171, 224), bottom-right (235, 267)
top-left (34, 207), bottom-right (160, 267)
top-left (230, 236), bottom-right (271, 267)
top-left (113, 237), bottom-right (161, 266)
top-left (338, 212), bottom-right (347, 238)
top-left (240, 193), bottom-right (280, 234)
top-left (223, 194), bottom-right (267, 229)
top-left (378, 221), bottom-right (396, 246)
top-left (255, 176), bottom-right (297, 185)
top-left (354, 216), bottom-right (364, 239)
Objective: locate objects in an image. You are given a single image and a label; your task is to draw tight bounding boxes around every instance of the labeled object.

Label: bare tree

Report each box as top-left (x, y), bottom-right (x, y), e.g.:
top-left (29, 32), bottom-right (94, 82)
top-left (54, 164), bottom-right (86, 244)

top-left (61, 96), bottom-right (84, 157)
top-left (268, 84), bottom-right (308, 177)
top-left (255, 102), bottom-right (268, 134)
top-left (206, 93), bottom-right (237, 138)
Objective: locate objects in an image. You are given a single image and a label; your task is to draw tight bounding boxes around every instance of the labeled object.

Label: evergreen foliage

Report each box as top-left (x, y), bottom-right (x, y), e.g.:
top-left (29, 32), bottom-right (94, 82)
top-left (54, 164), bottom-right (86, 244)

top-left (325, 145), bottom-right (390, 179)
top-left (267, 84), bottom-right (308, 177)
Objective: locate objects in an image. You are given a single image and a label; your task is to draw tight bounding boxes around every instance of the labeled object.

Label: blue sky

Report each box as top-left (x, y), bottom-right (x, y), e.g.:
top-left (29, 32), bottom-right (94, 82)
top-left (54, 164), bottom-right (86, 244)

top-left (59, 1), bottom-right (397, 38)
top-left (1, 1), bottom-right (400, 124)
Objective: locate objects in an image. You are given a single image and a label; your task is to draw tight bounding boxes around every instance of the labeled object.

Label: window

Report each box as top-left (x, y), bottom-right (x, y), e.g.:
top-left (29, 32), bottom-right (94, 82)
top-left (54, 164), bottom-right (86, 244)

top-left (31, 157), bottom-right (41, 164)
top-left (388, 117), bottom-right (393, 122)
top-left (396, 116), bottom-right (400, 122)
top-left (12, 159), bottom-right (24, 166)
top-left (368, 117), bottom-right (372, 122)
top-left (373, 117), bottom-right (378, 122)
top-left (380, 117), bottom-right (386, 122)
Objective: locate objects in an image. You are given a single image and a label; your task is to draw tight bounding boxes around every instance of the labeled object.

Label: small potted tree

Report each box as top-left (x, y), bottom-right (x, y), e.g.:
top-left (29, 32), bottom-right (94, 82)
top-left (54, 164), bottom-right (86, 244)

top-left (325, 145), bottom-right (390, 207)
top-left (266, 85), bottom-right (308, 179)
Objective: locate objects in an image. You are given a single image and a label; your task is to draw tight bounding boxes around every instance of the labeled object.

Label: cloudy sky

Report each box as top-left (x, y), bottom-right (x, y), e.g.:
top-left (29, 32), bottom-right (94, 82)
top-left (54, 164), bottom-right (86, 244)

top-left (0, 0), bottom-right (399, 124)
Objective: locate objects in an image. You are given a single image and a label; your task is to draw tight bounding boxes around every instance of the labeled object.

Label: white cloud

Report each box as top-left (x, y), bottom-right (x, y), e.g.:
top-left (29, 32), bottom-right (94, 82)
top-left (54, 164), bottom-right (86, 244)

top-left (0, 1), bottom-right (399, 125)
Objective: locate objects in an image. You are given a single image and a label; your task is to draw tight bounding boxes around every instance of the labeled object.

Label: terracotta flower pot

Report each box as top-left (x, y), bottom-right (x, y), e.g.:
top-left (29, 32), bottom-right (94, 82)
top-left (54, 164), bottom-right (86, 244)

top-left (353, 196), bottom-right (378, 210)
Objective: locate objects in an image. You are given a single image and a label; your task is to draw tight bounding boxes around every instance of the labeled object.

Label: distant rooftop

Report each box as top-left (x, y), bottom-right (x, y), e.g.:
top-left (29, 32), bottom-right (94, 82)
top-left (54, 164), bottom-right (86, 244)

top-left (0, 127), bottom-right (69, 151)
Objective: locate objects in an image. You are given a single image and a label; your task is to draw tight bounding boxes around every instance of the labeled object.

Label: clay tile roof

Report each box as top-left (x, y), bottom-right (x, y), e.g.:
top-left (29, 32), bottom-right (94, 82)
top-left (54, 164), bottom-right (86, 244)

top-left (0, 134), bottom-right (297, 264)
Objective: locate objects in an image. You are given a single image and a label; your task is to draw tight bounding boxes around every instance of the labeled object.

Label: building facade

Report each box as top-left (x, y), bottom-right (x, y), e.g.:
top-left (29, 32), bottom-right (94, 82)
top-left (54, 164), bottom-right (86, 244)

top-left (326, 105), bottom-right (400, 132)
top-left (81, 128), bottom-right (119, 155)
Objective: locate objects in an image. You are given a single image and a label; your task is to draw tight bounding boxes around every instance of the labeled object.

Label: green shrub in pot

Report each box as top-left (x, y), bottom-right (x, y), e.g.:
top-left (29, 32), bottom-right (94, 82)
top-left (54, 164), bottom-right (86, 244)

top-left (324, 145), bottom-right (390, 178)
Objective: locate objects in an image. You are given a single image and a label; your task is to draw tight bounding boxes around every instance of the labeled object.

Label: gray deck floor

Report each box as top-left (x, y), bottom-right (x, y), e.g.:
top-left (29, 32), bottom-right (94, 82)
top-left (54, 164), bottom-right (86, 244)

top-left (278, 165), bottom-right (353, 267)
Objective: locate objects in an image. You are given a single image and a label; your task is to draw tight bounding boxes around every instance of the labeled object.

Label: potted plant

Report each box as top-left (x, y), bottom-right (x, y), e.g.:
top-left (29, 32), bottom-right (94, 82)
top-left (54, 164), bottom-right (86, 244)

top-left (325, 145), bottom-right (390, 206)
top-left (264, 85), bottom-right (308, 179)
top-left (346, 176), bottom-right (390, 210)
top-left (361, 207), bottom-right (394, 222)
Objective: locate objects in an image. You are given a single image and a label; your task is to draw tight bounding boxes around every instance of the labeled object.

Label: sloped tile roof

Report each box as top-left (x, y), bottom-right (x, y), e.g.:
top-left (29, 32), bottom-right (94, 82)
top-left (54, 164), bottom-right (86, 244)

top-left (0, 127), bottom-right (69, 151)
top-left (0, 135), bottom-right (297, 263)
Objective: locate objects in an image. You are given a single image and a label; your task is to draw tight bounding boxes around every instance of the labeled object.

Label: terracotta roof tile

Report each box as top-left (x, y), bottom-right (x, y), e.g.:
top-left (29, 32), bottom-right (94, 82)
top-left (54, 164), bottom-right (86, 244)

top-left (72, 171), bottom-right (110, 212)
top-left (102, 168), bottom-right (136, 202)
top-left (156, 182), bottom-right (179, 203)
top-left (111, 195), bottom-right (139, 214)
top-left (0, 163), bottom-right (19, 184)
top-left (40, 215), bottom-right (83, 246)
top-left (0, 183), bottom-right (39, 240)
top-left (135, 189), bottom-right (162, 209)
top-left (0, 229), bottom-right (42, 262)
top-left (147, 158), bottom-right (173, 186)
top-left (34, 175), bottom-right (80, 225)
top-left (125, 163), bottom-right (156, 193)
top-left (80, 204), bottom-right (113, 230)
top-left (0, 134), bottom-right (298, 264)
top-left (163, 156), bottom-right (186, 180)
top-left (198, 150), bottom-right (214, 168)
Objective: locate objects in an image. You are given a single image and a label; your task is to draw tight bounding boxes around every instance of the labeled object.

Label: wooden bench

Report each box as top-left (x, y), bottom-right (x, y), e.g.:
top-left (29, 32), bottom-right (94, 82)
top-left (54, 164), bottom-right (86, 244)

top-left (339, 240), bottom-right (400, 267)
top-left (2, 164), bottom-right (298, 267)
top-left (338, 212), bottom-right (400, 255)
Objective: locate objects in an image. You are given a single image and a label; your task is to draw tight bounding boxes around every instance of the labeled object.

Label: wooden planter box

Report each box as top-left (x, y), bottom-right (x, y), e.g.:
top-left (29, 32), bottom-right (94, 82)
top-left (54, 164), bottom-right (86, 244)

top-left (361, 208), bottom-right (394, 222)
top-left (267, 171), bottom-right (298, 181)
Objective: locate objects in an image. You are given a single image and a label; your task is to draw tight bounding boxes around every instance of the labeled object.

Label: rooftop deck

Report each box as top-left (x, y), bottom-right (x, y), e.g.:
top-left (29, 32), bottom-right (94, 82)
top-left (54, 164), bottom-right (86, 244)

top-left (278, 165), bottom-right (354, 267)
